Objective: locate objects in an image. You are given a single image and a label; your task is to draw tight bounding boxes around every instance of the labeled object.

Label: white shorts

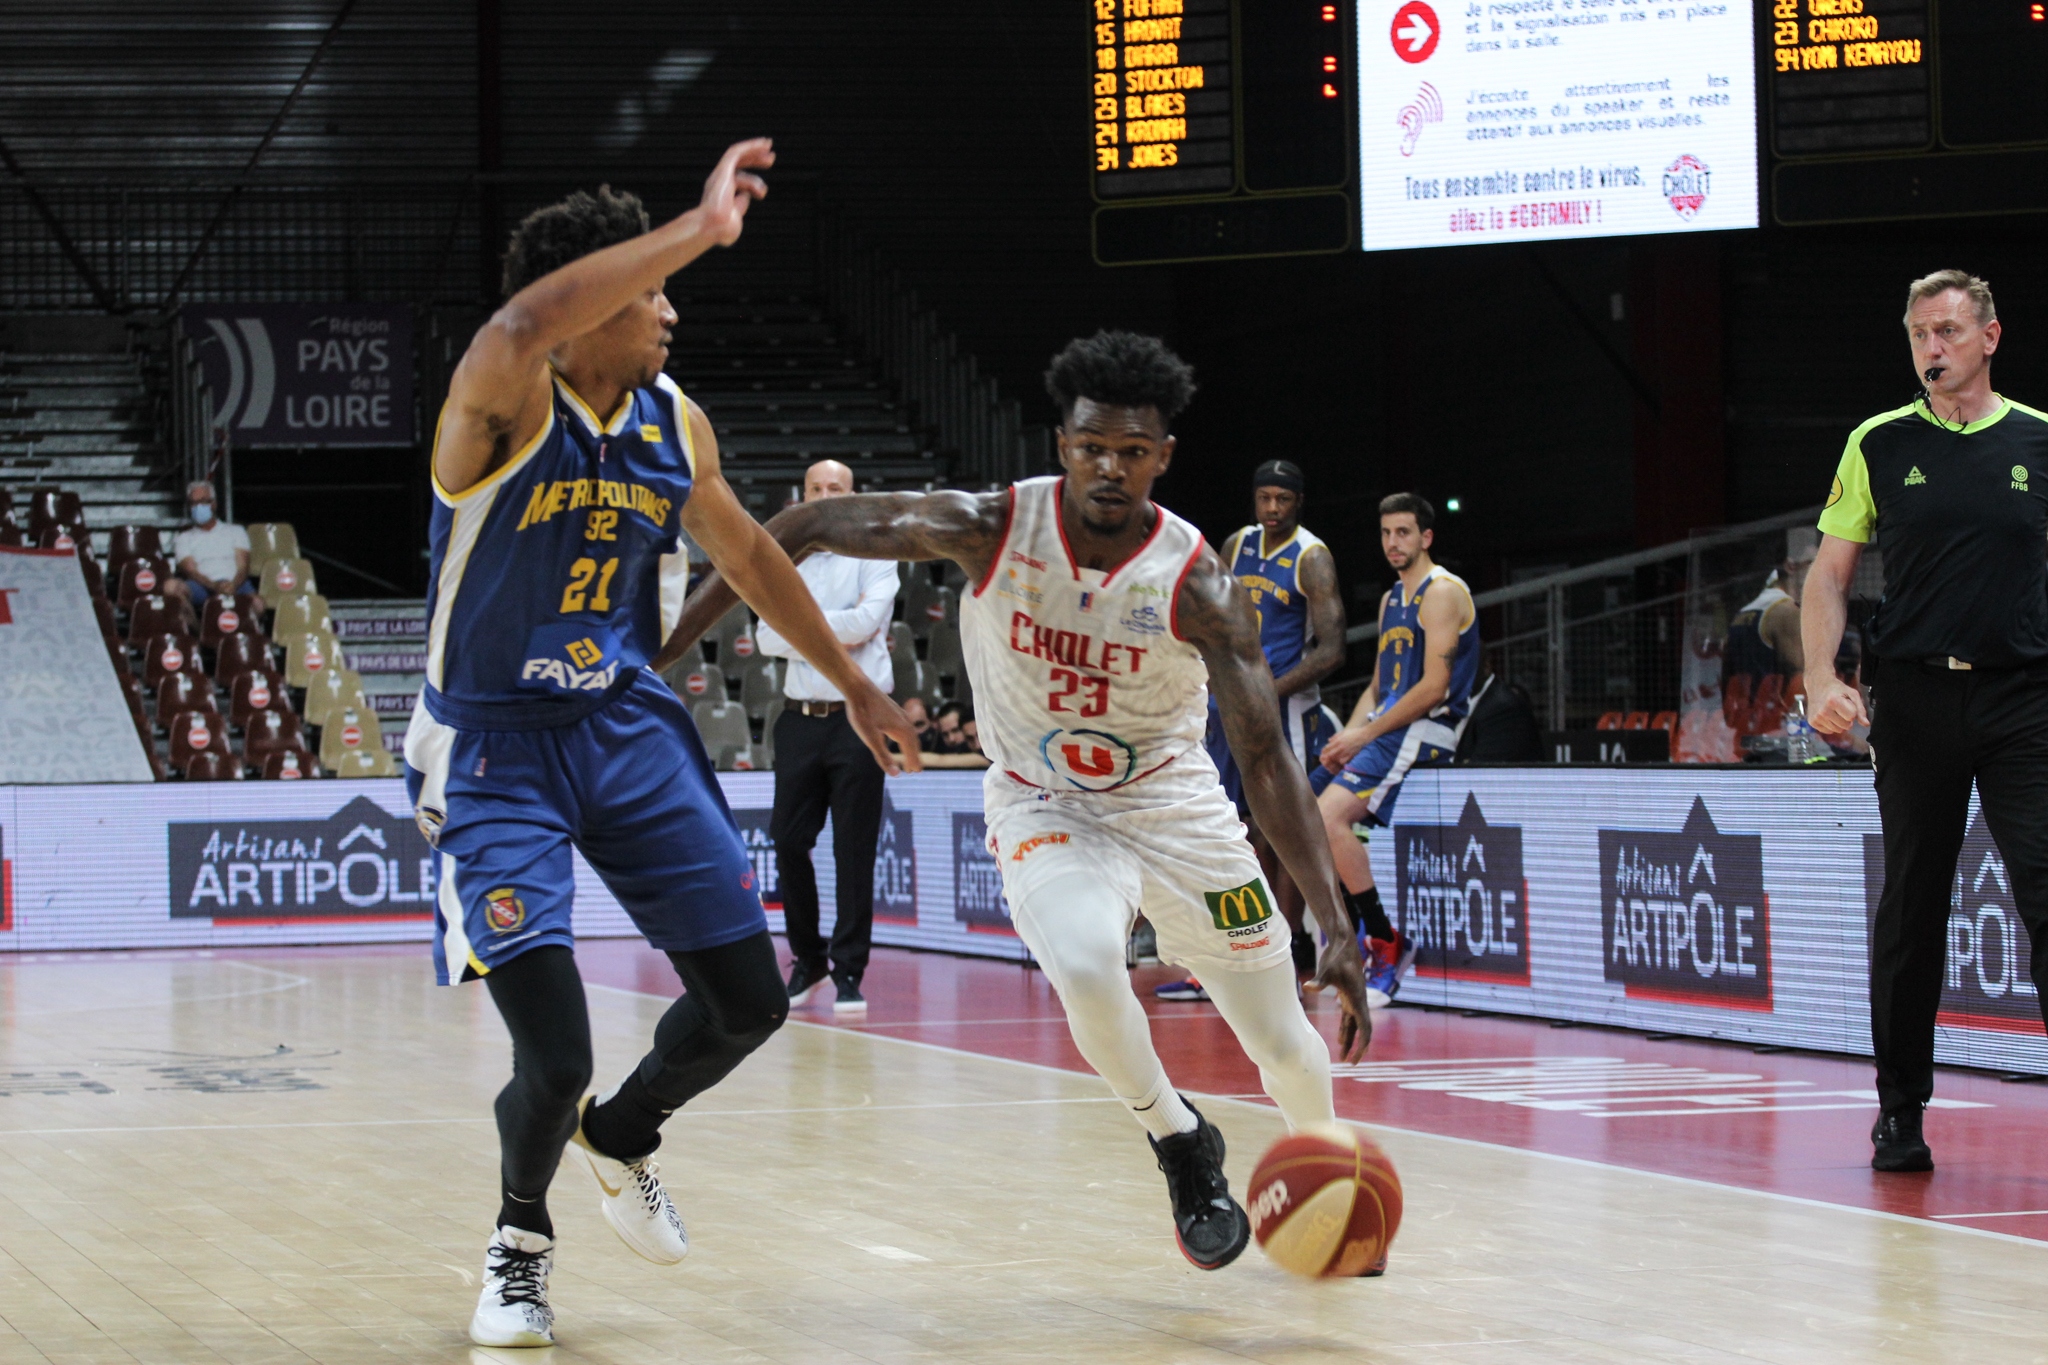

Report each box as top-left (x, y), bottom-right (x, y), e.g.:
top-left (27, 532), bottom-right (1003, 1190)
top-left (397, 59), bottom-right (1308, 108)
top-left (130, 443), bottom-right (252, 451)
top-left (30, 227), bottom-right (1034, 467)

top-left (983, 757), bottom-right (1292, 975)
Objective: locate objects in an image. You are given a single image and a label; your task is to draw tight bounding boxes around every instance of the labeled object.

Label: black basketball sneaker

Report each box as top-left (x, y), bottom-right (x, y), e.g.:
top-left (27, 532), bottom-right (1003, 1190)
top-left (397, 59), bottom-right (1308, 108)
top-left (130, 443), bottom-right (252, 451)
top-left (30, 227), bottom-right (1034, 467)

top-left (1149, 1101), bottom-right (1250, 1270)
top-left (1871, 1107), bottom-right (1934, 1172)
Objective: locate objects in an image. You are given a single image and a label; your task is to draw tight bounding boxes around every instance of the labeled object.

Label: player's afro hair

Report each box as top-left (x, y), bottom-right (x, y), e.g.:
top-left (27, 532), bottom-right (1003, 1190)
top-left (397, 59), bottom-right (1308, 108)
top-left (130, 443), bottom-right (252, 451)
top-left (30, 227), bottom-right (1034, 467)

top-left (1043, 330), bottom-right (1197, 427)
top-left (500, 186), bottom-right (651, 299)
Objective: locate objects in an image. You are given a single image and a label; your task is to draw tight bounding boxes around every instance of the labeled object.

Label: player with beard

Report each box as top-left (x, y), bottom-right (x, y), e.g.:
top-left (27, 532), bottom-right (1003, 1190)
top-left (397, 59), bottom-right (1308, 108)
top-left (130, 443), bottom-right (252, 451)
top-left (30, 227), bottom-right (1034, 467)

top-left (662, 331), bottom-right (1372, 1272)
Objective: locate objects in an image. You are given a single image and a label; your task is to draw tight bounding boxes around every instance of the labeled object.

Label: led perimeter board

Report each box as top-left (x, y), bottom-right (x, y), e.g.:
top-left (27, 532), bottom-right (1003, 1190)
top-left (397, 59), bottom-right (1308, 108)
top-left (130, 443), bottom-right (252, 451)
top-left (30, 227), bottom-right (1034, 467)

top-left (1352, 0), bottom-right (1759, 249)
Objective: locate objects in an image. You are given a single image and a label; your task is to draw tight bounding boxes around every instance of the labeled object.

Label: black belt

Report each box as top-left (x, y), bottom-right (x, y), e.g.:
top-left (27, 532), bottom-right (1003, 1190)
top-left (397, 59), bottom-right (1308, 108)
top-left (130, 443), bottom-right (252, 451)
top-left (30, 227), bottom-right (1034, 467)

top-left (1918, 656), bottom-right (1975, 670)
top-left (784, 699), bottom-right (845, 717)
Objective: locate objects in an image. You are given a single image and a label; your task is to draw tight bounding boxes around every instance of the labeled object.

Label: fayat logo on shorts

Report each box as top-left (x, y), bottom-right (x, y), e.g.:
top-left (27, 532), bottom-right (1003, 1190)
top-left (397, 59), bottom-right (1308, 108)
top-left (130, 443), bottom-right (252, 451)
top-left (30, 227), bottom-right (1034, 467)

top-left (1038, 726), bottom-right (1139, 791)
top-left (1393, 791), bottom-right (1529, 985)
top-left (1863, 809), bottom-right (2041, 1035)
top-left (519, 623), bottom-right (622, 695)
top-left (1597, 796), bottom-right (1770, 1010)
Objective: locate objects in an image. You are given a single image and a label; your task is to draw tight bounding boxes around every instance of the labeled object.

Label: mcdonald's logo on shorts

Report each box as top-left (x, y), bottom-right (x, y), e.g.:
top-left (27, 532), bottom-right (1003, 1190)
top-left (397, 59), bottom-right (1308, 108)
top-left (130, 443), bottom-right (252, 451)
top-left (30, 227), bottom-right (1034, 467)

top-left (1204, 879), bottom-right (1274, 932)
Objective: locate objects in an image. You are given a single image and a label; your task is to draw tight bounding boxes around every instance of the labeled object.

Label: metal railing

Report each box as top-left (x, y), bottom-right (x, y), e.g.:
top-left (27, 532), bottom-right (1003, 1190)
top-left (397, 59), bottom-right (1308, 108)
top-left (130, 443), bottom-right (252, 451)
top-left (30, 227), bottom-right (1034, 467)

top-left (165, 324), bottom-right (224, 503)
top-left (817, 214), bottom-right (1051, 489)
top-left (1326, 506), bottom-right (1825, 731)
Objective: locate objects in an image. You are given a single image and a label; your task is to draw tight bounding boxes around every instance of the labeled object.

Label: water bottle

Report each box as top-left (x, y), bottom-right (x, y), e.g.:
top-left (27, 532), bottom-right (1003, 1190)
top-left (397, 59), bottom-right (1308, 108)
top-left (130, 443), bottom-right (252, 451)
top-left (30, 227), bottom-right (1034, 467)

top-left (1784, 698), bottom-right (1823, 764)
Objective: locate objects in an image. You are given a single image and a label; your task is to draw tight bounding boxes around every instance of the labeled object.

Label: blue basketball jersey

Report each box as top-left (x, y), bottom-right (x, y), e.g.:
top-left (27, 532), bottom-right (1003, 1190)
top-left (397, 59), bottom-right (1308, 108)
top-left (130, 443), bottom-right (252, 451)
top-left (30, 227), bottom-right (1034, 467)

top-left (1223, 524), bottom-right (1329, 678)
top-left (1375, 565), bottom-right (1481, 722)
top-left (422, 369), bottom-right (695, 731)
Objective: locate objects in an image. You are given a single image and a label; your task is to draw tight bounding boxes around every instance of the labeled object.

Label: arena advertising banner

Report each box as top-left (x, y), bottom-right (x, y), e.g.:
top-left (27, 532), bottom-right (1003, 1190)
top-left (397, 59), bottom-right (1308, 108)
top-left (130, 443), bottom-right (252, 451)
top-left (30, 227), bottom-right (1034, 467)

top-left (0, 546), bottom-right (154, 784)
top-left (4, 768), bottom-right (2043, 1075)
top-left (1353, 0), bottom-right (1759, 250)
top-left (178, 304), bottom-right (415, 447)
top-left (1371, 768), bottom-right (2048, 1076)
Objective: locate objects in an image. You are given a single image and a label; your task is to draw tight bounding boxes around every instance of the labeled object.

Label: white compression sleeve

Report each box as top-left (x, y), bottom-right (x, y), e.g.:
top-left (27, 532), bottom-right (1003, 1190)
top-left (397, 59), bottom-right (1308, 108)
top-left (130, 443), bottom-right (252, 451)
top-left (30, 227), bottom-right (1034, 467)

top-left (1011, 871), bottom-right (1198, 1140)
top-left (1199, 959), bottom-right (1336, 1130)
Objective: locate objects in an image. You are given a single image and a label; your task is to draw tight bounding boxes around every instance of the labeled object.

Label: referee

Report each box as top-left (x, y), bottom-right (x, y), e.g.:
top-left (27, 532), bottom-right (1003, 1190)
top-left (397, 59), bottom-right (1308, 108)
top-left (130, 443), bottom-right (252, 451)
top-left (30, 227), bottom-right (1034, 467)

top-left (1804, 269), bottom-right (2048, 1173)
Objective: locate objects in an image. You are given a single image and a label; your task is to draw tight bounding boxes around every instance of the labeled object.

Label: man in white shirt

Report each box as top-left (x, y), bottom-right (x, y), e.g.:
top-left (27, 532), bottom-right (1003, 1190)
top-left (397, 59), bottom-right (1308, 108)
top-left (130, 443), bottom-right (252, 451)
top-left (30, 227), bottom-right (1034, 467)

top-left (170, 480), bottom-right (253, 607)
top-left (754, 460), bottom-right (901, 1014)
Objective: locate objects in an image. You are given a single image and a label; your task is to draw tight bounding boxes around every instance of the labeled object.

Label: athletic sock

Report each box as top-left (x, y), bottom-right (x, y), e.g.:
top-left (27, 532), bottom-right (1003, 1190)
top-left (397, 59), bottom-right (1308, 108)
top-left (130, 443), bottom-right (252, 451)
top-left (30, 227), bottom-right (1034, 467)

top-left (498, 1181), bottom-right (552, 1239)
top-left (1347, 886), bottom-right (1395, 942)
top-left (1126, 1075), bottom-right (1200, 1140)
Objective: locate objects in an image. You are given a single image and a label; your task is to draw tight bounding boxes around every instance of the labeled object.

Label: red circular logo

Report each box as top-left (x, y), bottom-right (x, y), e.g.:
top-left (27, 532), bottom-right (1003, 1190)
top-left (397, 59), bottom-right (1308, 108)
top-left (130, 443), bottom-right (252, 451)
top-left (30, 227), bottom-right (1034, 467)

top-left (342, 724), bottom-right (362, 747)
top-left (163, 646), bottom-right (184, 672)
top-left (250, 679), bottom-right (270, 708)
top-left (1391, 1), bottom-right (1440, 62)
top-left (733, 635), bottom-right (755, 658)
top-left (686, 672), bottom-right (708, 695)
top-left (277, 568), bottom-right (297, 590)
top-left (137, 567), bottom-right (156, 592)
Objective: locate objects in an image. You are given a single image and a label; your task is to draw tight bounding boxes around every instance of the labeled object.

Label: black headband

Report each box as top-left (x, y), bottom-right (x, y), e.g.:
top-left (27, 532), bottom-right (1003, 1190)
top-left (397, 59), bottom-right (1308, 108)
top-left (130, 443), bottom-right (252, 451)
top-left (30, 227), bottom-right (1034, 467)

top-left (1252, 460), bottom-right (1304, 494)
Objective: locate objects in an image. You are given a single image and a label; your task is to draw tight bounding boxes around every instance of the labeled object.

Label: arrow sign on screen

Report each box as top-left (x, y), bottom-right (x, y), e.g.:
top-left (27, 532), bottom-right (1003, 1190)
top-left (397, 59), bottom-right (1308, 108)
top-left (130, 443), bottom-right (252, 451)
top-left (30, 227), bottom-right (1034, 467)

top-left (1390, 0), bottom-right (1440, 62)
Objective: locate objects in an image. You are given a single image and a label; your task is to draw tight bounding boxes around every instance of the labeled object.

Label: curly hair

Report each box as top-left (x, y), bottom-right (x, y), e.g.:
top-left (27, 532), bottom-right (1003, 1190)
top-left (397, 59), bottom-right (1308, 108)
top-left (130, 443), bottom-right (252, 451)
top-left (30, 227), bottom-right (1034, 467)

top-left (1043, 330), bottom-right (1197, 426)
top-left (500, 186), bottom-right (651, 299)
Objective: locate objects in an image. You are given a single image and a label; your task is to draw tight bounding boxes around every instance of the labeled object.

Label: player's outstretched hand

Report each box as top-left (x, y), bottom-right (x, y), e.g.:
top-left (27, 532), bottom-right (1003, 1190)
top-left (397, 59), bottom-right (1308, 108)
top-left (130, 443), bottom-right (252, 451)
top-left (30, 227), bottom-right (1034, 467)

top-left (699, 138), bottom-right (774, 247)
top-left (1308, 934), bottom-right (1373, 1061)
top-left (845, 679), bottom-right (924, 777)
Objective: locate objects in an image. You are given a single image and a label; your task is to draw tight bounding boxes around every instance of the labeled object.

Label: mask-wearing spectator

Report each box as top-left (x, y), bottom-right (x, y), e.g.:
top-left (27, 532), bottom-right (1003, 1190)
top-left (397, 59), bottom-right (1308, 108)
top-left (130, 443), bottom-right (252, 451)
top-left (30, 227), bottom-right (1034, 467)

top-left (171, 480), bottom-right (254, 608)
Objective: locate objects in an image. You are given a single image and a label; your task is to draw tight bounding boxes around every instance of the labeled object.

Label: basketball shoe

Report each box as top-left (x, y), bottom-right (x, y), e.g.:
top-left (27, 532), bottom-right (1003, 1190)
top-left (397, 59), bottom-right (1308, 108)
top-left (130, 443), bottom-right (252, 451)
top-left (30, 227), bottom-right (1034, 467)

top-left (1871, 1107), bottom-right (1934, 1172)
top-left (1154, 977), bottom-right (1209, 1002)
top-left (469, 1226), bottom-right (554, 1348)
top-left (1149, 1101), bottom-right (1250, 1270)
top-left (1363, 933), bottom-right (1418, 1009)
top-left (571, 1099), bottom-right (689, 1264)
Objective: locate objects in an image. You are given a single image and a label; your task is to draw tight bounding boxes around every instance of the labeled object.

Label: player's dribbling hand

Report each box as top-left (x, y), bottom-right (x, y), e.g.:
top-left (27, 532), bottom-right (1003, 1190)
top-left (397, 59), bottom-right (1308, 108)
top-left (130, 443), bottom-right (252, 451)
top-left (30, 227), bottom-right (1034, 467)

top-left (1804, 672), bottom-right (1868, 738)
top-left (1308, 935), bottom-right (1372, 1061)
top-left (698, 138), bottom-right (775, 247)
top-left (845, 681), bottom-right (924, 777)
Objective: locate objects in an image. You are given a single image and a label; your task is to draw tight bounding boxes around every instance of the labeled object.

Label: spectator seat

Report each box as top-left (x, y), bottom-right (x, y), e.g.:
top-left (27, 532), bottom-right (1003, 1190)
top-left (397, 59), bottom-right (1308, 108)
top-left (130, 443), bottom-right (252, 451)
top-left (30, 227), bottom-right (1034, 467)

top-left (24, 488), bottom-right (84, 536)
top-left (116, 555), bottom-right (173, 610)
top-left (182, 750), bottom-right (240, 782)
top-left (316, 705), bottom-right (384, 770)
top-left (248, 522), bottom-right (300, 572)
top-left (283, 630), bottom-right (344, 690)
top-left (259, 556), bottom-right (317, 601)
top-left (213, 631), bottom-right (269, 687)
top-left (140, 633), bottom-right (204, 689)
top-left (168, 708), bottom-right (226, 771)
top-left (738, 656), bottom-right (782, 719)
top-left (243, 708), bottom-right (308, 772)
top-left (0, 510), bottom-right (23, 547)
top-left (902, 568), bottom-right (941, 638)
top-left (127, 593), bottom-right (195, 646)
top-left (1650, 710), bottom-right (1678, 732)
top-left (155, 672), bottom-right (220, 728)
top-left (673, 661), bottom-right (726, 704)
top-left (262, 745), bottom-right (320, 780)
top-left (301, 667), bottom-right (368, 729)
top-left (200, 592), bottom-right (262, 651)
top-left (106, 525), bottom-right (165, 573)
top-left (690, 698), bottom-right (752, 770)
top-left (925, 622), bottom-right (964, 686)
top-left (329, 748), bottom-right (397, 779)
top-left (229, 668), bottom-right (289, 730)
top-left (1595, 711), bottom-right (1624, 730)
top-left (271, 591), bottom-right (333, 643)
top-left (1622, 711), bottom-right (1650, 730)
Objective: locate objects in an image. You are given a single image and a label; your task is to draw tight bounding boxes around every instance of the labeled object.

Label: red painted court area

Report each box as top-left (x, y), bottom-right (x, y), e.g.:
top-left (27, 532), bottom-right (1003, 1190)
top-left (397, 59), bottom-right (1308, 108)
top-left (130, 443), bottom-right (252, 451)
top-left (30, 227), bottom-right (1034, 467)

top-left (578, 939), bottom-right (2048, 1243)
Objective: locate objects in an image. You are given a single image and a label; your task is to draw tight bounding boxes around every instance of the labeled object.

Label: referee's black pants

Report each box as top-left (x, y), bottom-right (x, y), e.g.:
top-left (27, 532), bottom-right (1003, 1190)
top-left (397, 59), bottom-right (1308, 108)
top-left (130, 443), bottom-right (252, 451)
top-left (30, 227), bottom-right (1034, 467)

top-left (770, 706), bottom-right (885, 986)
top-left (1869, 657), bottom-right (2048, 1114)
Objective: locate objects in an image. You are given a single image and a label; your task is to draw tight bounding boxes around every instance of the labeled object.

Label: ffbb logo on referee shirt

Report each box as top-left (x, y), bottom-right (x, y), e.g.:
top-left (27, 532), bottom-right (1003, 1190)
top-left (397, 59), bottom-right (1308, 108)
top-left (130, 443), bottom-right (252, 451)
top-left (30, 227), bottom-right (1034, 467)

top-left (1205, 879), bottom-right (1275, 932)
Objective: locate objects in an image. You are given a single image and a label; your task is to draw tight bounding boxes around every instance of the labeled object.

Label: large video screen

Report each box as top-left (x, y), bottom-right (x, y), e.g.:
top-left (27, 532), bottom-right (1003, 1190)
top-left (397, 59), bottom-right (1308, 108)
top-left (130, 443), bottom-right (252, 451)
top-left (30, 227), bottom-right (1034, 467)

top-left (1355, 0), bottom-right (1758, 249)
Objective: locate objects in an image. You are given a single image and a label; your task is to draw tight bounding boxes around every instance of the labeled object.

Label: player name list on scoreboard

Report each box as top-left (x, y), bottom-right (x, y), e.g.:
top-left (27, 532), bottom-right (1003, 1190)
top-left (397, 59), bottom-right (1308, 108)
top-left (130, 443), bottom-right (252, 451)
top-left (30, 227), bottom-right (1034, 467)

top-left (1354, 0), bottom-right (1758, 248)
top-left (1091, 0), bottom-right (1236, 199)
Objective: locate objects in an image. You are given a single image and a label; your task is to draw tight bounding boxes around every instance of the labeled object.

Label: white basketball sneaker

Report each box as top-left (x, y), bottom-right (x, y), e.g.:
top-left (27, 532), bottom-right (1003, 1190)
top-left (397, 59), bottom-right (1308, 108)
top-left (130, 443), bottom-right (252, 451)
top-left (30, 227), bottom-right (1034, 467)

top-left (469, 1226), bottom-right (555, 1348)
top-left (571, 1098), bottom-right (689, 1264)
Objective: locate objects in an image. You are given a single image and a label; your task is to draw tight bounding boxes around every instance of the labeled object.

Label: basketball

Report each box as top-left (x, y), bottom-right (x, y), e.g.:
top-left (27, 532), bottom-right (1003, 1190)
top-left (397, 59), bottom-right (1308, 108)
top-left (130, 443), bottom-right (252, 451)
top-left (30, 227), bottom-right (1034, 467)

top-left (1246, 1125), bottom-right (1402, 1279)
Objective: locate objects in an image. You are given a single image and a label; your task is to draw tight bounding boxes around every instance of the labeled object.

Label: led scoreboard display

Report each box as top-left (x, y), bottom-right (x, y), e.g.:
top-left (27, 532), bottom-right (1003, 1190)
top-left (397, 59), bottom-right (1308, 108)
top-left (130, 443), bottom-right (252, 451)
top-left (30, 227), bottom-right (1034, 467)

top-left (1089, 0), bottom-right (1358, 265)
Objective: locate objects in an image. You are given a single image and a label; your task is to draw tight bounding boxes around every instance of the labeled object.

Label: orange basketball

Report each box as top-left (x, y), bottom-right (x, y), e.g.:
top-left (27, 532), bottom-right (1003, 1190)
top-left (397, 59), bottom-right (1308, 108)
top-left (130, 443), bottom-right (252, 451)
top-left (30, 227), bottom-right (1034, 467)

top-left (1246, 1124), bottom-right (1402, 1278)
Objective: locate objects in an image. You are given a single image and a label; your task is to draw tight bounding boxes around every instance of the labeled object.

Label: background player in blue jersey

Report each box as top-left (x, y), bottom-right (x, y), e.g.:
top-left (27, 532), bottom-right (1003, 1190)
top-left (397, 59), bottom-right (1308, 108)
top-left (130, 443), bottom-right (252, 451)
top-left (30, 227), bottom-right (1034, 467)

top-left (1163, 460), bottom-right (1344, 1001)
top-left (408, 138), bottom-right (919, 1349)
top-left (1313, 493), bottom-right (1480, 1006)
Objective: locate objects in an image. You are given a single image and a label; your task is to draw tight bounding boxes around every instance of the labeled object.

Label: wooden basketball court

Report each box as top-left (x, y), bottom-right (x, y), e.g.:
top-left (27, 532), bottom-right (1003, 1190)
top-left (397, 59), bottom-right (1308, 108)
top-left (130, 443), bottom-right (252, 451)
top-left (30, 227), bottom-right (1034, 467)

top-left (0, 943), bottom-right (2041, 1362)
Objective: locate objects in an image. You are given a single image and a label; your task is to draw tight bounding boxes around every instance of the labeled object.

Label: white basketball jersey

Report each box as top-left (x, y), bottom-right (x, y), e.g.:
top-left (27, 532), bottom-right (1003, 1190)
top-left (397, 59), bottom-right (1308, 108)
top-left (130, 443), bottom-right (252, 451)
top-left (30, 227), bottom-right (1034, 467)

top-left (959, 476), bottom-right (1212, 792)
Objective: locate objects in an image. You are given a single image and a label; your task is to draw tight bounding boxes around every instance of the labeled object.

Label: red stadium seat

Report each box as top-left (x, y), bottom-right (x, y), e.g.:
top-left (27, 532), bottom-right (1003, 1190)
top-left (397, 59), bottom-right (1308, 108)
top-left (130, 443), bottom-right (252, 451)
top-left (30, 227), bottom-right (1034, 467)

top-left (1622, 711), bottom-right (1650, 730)
top-left (106, 525), bottom-right (164, 573)
top-left (262, 745), bottom-right (319, 780)
top-left (155, 672), bottom-right (220, 728)
top-left (241, 708), bottom-right (306, 772)
top-left (228, 667), bottom-right (288, 729)
top-left (75, 545), bottom-right (106, 600)
top-left (93, 595), bottom-right (118, 640)
top-left (0, 511), bottom-right (23, 548)
top-left (212, 631), bottom-right (270, 687)
top-left (35, 522), bottom-right (85, 553)
top-left (1748, 674), bottom-right (1786, 736)
top-left (1720, 673), bottom-right (1753, 731)
top-left (140, 632), bottom-right (203, 689)
top-left (127, 592), bottom-right (195, 646)
top-left (23, 488), bottom-right (84, 536)
top-left (182, 750), bottom-right (240, 782)
top-left (1650, 710), bottom-right (1677, 732)
top-left (1595, 711), bottom-right (1624, 730)
top-left (116, 555), bottom-right (173, 610)
top-left (200, 592), bottom-right (260, 650)
top-left (168, 708), bottom-right (225, 771)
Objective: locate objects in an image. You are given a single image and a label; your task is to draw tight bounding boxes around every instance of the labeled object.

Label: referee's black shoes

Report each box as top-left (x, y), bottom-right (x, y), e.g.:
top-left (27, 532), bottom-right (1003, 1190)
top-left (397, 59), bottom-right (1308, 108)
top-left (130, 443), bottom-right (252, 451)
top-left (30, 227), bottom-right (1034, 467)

top-left (1871, 1107), bottom-right (1934, 1173)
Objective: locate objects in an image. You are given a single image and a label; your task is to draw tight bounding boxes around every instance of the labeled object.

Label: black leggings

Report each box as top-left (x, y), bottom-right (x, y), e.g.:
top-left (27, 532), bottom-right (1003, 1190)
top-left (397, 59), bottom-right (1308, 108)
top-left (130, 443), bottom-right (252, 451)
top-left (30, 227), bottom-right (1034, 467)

top-left (483, 931), bottom-right (787, 1229)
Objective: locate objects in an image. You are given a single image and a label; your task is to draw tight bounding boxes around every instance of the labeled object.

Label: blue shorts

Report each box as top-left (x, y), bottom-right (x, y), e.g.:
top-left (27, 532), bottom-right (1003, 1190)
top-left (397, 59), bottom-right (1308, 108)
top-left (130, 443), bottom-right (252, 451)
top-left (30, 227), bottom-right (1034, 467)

top-left (1206, 693), bottom-right (1334, 815)
top-left (1309, 718), bottom-right (1457, 826)
top-left (405, 669), bottom-right (767, 984)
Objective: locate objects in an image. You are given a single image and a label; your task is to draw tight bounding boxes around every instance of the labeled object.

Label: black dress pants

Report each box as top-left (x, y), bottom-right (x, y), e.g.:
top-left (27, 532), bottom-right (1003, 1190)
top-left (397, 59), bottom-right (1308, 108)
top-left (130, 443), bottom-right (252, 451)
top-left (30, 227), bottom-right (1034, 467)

top-left (1869, 657), bottom-right (2048, 1113)
top-left (770, 706), bottom-right (885, 985)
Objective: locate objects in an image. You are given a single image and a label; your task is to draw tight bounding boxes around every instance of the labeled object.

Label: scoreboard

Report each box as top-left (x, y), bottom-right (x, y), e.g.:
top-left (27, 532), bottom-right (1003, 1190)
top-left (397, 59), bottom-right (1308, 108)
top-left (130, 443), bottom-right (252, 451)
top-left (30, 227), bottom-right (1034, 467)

top-left (1090, 0), bottom-right (1357, 265)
